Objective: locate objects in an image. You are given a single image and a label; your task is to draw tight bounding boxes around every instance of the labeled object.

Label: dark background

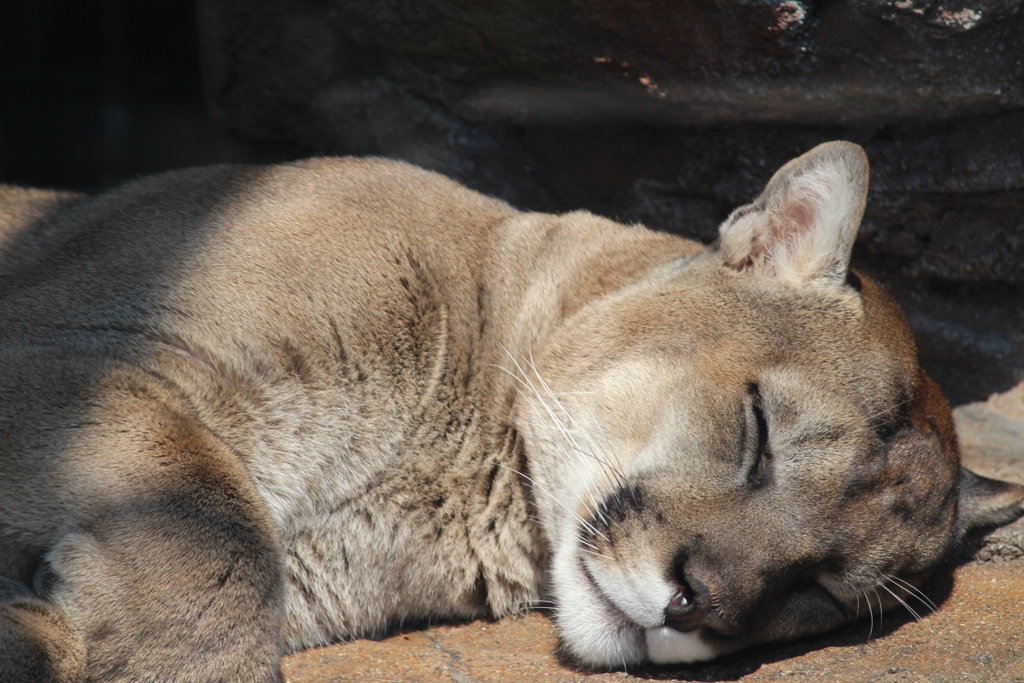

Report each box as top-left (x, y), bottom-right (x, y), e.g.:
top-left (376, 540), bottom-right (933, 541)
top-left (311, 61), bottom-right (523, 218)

top-left (1, 0), bottom-right (1022, 406)
top-left (0, 0), bottom-right (292, 191)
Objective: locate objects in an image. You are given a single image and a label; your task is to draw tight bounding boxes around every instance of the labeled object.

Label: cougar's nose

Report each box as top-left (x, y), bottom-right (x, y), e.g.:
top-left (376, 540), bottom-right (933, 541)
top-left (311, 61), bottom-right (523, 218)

top-left (664, 572), bottom-right (746, 637)
top-left (663, 581), bottom-right (704, 634)
top-left (663, 580), bottom-right (705, 632)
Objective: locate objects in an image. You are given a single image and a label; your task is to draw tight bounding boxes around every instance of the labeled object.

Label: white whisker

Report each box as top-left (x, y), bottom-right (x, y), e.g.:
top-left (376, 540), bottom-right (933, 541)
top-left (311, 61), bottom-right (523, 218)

top-left (580, 547), bottom-right (615, 562)
top-left (873, 588), bottom-right (884, 632)
top-left (879, 581), bottom-right (921, 621)
top-left (499, 348), bottom-right (618, 528)
top-left (499, 356), bottom-right (602, 516)
top-left (886, 573), bottom-right (938, 613)
top-left (498, 463), bottom-right (610, 542)
top-left (868, 593), bottom-right (876, 643)
top-left (846, 397), bottom-right (918, 439)
top-left (523, 352), bottom-right (630, 520)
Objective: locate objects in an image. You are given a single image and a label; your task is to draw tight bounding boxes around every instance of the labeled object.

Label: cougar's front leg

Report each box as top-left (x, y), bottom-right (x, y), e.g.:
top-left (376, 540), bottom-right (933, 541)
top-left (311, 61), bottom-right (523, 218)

top-left (0, 575), bottom-right (86, 683)
top-left (0, 373), bottom-right (286, 683)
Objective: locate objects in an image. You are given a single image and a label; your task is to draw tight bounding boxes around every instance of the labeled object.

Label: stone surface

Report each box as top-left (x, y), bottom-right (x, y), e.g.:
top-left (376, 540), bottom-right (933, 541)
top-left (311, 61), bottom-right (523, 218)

top-left (281, 565), bottom-right (1024, 682)
top-left (279, 385), bottom-right (1024, 682)
top-left (198, 0), bottom-right (1024, 405)
top-left (956, 380), bottom-right (1024, 563)
top-left (958, 380), bottom-right (1024, 481)
top-left (199, 0), bottom-right (1024, 128)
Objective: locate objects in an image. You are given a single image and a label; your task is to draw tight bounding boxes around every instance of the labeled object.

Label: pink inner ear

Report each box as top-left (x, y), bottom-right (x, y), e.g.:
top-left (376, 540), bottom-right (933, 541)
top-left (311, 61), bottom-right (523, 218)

top-left (727, 172), bottom-right (831, 271)
top-left (782, 197), bottom-right (816, 236)
top-left (759, 191), bottom-right (819, 260)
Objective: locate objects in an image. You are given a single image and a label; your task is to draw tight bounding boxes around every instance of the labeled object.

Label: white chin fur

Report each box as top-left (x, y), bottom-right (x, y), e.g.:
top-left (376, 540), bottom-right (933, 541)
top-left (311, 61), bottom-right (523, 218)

top-left (645, 626), bottom-right (716, 664)
top-left (552, 546), bottom-right (720, 667)
top-left (551, 548), bottom-right (646, 668)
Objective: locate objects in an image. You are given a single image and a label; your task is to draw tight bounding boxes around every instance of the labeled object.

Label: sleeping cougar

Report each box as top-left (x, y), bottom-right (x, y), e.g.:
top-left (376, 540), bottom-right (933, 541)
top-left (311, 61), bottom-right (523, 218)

top-left (0, 142), bottom-right (1021, 681)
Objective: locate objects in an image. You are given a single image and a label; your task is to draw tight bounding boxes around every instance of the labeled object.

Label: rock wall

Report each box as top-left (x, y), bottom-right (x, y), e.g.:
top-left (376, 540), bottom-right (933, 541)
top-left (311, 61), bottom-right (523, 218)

top-left (198, 0), bottom-right (1024, 404)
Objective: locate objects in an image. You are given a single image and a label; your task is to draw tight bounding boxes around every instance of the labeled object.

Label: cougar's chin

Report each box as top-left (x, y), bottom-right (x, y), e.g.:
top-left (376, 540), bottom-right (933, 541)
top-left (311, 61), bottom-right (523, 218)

top-left (645, 625), bottom-right (717, 664)
top-left (550, 546), bottom-right (716, 668)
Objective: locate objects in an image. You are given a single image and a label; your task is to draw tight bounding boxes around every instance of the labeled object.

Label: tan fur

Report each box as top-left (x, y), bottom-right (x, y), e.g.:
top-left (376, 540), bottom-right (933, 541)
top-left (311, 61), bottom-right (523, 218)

top-left (0, 144), bottom-right (1020, 680)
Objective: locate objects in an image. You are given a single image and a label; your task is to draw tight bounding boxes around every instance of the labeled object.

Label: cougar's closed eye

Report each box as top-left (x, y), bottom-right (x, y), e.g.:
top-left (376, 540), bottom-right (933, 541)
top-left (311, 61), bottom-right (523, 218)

top-left (746, 383), bottom-right (772, 488)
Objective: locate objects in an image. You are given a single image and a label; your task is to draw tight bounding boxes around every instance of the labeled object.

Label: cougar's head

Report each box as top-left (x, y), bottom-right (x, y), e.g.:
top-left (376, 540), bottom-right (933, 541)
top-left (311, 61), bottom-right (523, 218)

top-left (516, 142), bottom-right (1024, 668)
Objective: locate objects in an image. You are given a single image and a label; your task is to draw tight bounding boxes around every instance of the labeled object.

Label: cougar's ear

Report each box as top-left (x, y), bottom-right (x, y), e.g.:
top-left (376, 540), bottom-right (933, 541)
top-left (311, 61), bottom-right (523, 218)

top-left (716, 141), bottom-right (869, 287)
top-left (959, 468), bottom-right (1024, 533)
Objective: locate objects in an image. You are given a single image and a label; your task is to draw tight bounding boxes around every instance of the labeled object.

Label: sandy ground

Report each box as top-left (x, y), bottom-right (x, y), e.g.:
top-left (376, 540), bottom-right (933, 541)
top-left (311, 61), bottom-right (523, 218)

top-left (282, 383), bottom-right (1024, 683)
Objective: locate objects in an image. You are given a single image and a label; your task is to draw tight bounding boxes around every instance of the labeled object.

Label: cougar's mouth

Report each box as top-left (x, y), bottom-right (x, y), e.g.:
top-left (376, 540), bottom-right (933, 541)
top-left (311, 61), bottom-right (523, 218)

top-left (571, 551), bottom-right (717, 665)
